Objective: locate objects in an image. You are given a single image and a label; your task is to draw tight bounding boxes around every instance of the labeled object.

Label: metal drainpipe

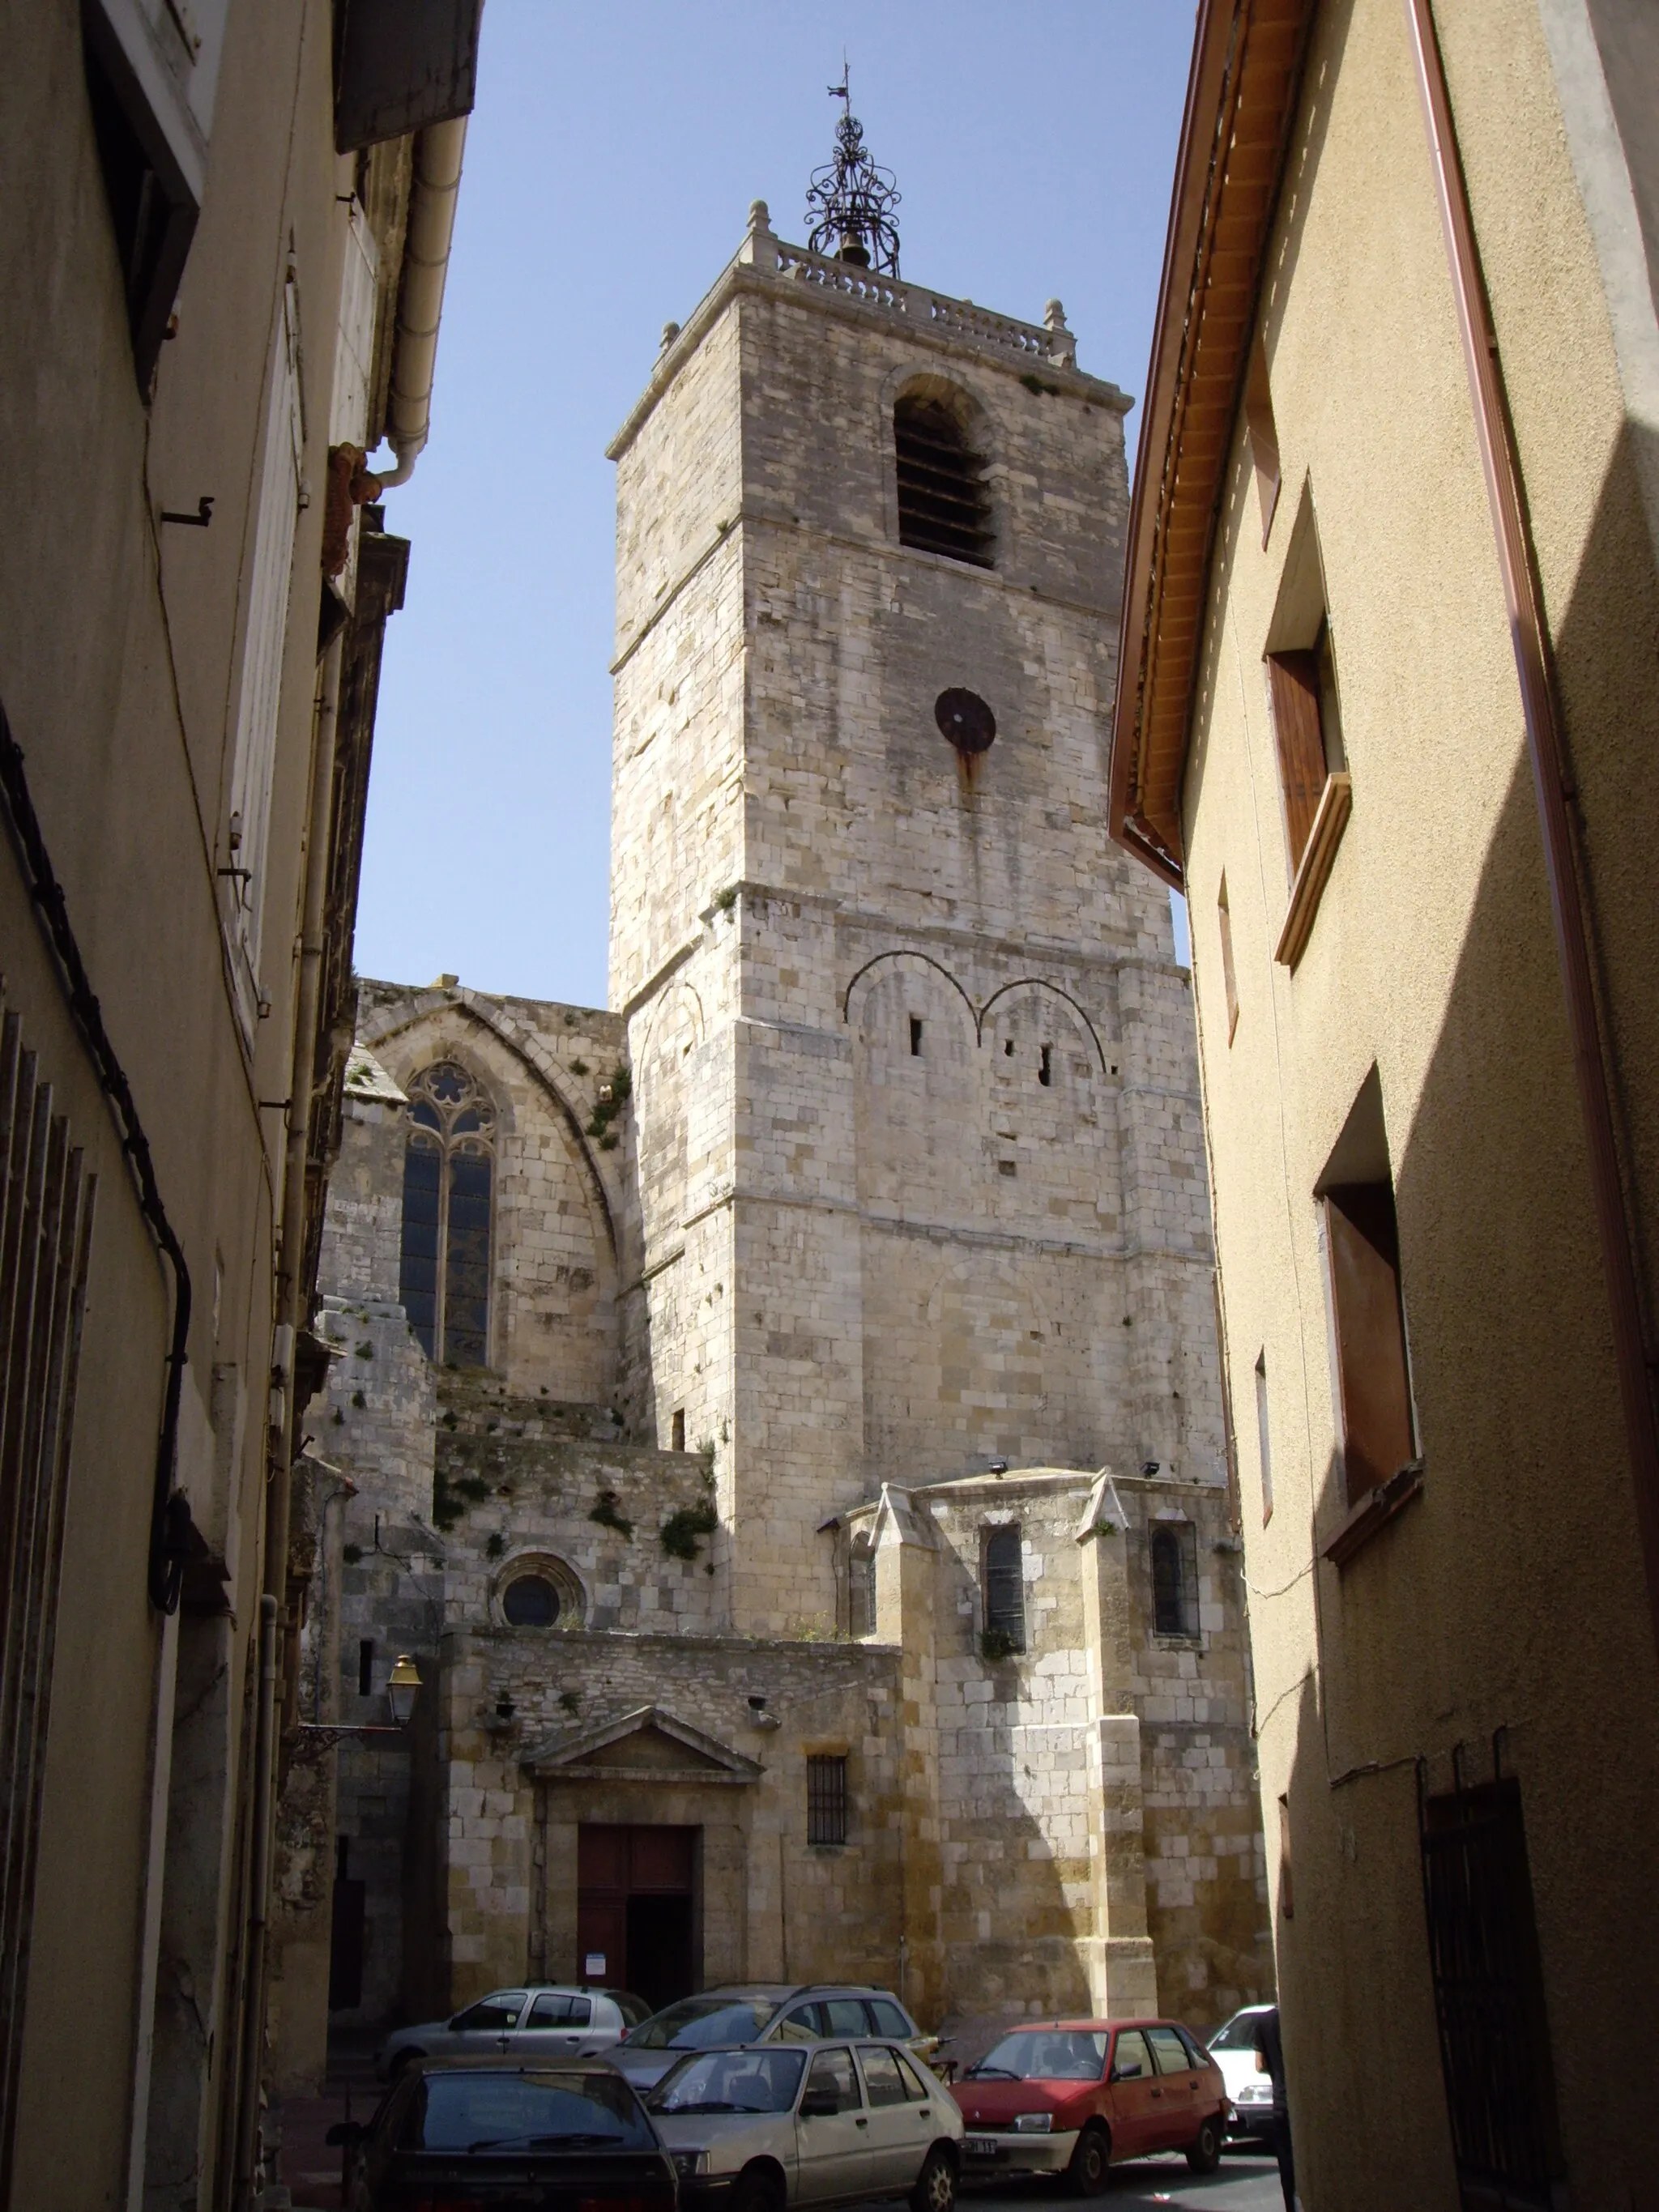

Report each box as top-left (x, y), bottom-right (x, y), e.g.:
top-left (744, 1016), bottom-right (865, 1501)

top-left (231, 627), bottom-right (345, 2206)
top-left (369, 117), bottom-right (467, 491)
top-left (232, 1594), bottom-right (279, 2206)
top-left (1405, 0), bottom-right (1659, 1655)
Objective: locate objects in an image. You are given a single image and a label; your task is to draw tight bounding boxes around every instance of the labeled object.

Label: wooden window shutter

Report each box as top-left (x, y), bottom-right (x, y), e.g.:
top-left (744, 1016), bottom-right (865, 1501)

top-left (1268, 650), bottom-right (1327, 870)
top-left (1325, 1183), bottom-right (1415, 1508)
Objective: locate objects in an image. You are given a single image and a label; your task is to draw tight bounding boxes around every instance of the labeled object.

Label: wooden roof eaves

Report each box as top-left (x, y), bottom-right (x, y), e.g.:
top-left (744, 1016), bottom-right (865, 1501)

top-left (1107, 0), bottom-right (1317, 889)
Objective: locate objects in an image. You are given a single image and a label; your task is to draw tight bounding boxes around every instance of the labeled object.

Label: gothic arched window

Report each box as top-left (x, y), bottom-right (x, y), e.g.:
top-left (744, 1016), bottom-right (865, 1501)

top-left (400, 1061), bottom-right (495, 1366)
top-left (1151, 1523), bottom-right (1198, 1638)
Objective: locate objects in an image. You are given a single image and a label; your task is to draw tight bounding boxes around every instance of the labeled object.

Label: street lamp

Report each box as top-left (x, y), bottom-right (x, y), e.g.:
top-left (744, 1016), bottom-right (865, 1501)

top-left (296, 1652), bottom-right (421, 1747)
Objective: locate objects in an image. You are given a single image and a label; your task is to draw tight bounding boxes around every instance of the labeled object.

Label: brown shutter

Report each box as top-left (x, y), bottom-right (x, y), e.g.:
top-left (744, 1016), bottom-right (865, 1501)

top-left (1268, 650), bottom-right (1328, 869)
top-left (1325, 1183), bottom-right (1415, 1507)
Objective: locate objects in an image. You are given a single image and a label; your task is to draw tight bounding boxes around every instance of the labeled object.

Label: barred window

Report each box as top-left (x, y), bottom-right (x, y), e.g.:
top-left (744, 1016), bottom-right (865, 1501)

top-left (0, 998), bottom-right (98, 2163)
top-left (983, 1524), bottom-right (1025, 1651)
top-left (399, 1061), bottom-right (495, 1365)
top-left (806, 1754), bottom-right (848, 1847)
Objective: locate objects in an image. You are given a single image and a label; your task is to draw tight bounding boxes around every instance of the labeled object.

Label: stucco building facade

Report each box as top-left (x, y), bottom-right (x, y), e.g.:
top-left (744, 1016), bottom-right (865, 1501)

top-left (292, 201), bottom-right (1273, 2065)
top-left (1109, 3), bottom-right (1659, 2208)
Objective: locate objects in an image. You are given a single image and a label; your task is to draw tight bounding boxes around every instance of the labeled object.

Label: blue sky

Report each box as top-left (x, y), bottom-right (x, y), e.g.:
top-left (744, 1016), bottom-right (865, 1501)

top-left (356, 2), bottom-right (1197, 1006)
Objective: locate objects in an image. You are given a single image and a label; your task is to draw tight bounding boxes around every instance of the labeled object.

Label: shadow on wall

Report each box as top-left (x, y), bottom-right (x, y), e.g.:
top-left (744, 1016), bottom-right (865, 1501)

top-left (1279, 426), bottom-right (1659, 2212)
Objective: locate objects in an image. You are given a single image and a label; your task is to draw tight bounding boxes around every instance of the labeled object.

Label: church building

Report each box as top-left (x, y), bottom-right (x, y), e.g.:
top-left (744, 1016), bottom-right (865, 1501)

top-left (271, 130), bottom-right (1270, 2076)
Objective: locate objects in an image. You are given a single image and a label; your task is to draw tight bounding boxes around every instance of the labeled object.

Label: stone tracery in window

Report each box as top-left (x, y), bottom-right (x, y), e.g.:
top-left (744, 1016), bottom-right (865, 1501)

top-left (400, 1060), bottom-right (496, 1366)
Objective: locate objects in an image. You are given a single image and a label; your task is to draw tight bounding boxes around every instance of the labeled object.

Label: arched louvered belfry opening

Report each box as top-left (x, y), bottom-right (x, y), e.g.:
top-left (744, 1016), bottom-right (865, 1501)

top-left (399, 1059), bottom-right (496, 1366)
top-left (893, 389), bottom-right (995, 568)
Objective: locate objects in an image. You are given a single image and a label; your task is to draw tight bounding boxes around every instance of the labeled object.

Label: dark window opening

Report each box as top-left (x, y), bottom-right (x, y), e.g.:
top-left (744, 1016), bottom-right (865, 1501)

top-left (895, 397), bottom-right (994, 567)
top-left (357, 1639), bottom-right (374, 1696)
top-left (909, 1016), bottom-right (923, 1057)
top-left (82, 14), bottom-right (200, 392)
top-left (1151, 1523), bottom-right (1198, 1637)
top-left (1421, 1779), bottom-right (1564, 2208)
top-left (807, 1754), bottom-right (849, 1846)
top-left (1277, 1795), bottom-right (1292, 1920)
top-left (1325, 1178), bottom-right (1414, 1510)
top-left (671, 1408), bottom-right (686, 1451)
top-left (503, 1573), bottom-right (560, 1627)
top-left (1004, 1039), bottom-right (1014, 1057)
top-left (1038, 1044), bottom-right (1052, 1087)
top-left (399, 1062), bottom-right (495, 1366)
top-left (983, 1525), bottom-right (1025, 1650)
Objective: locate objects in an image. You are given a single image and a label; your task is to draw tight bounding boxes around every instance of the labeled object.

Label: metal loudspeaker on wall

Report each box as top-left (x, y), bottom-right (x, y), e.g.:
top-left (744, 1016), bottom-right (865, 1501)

top-left (334, 0), bottom-right (486, 153)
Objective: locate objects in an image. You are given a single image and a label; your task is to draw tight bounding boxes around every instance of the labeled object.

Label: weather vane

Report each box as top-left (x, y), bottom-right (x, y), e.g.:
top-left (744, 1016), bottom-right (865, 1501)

top-left (805, 59), bottom-right (902, 276)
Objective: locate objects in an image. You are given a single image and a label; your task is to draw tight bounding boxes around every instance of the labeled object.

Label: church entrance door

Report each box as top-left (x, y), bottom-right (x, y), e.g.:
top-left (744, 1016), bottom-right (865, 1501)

top-left (577, 1824), bottom-right (698, 2012)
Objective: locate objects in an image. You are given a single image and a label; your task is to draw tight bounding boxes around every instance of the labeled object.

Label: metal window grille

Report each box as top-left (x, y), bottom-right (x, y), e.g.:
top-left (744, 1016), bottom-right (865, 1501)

top-left (806, 1754), bottom-right (848, 1846)
top-left (1419, 1775), bottom-right (1563, 2210)
top-left (0, 1000), bottom-right (97, 2184)
top-left (983, 1524), bottom-right (1025, 1648)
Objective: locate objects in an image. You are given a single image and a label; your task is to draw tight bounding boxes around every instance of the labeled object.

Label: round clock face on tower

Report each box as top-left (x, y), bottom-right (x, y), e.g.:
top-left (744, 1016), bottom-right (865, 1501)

top-left (935, 687), bottom-right (996, 756)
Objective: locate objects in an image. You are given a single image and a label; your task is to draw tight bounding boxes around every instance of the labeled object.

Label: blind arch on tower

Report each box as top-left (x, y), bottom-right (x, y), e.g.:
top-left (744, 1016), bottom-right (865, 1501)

top-left (400, 1059), bottom-right (497, 1366)
top-left (893, 380), bottom-right (995, 569)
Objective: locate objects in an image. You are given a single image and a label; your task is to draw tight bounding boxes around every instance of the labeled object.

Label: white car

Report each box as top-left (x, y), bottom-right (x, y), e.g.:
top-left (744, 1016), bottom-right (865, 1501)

top-left (1206, 2005), bottom-right (1276, 2140)
top-left (375, 1984), bottom-right (649, 2078)
top-left (648, 2039), bottom-right (962, 2212)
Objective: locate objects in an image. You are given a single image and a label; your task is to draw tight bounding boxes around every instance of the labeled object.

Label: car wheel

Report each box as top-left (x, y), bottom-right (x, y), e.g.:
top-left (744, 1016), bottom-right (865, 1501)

top-left (910, 2146), bottom-right (956, 2212)
top-left (1185, 2116), bottom-right (1222, 2175)
top-left (1066, 2125), bottom-right (1111, 2197)
top-left (731, 2162), bottom-right (786, 2212)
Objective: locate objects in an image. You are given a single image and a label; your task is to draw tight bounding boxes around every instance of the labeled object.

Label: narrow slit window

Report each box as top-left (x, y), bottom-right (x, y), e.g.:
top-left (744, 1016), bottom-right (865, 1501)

top-left (848, 1541), bottom-right (876, 1639)
top-left (357, 1639), bottom-right (374, 1696)
top-left (671, 1408), bottom-right (686, 1452)
top-left (399, 1062), bottom-right (496, 1366)
top-left (1150, 1522), bottom-right (1198, 1637)
top-left (894, 393), bottom-right (994, 568)
top-left (1255, 1353), bottom-right (1273, 1525)
top-left (1218, 875), bottom-right (1240, 1043)
top-left (983, 1525), bottom-right (1025, 1650)
top-left (909, 1016), bottom-right (923, 1057)
top-left (806, 1754), bottom-right (848, 1846)
top-left (1038, 1044), bottom-right (1052, 1087)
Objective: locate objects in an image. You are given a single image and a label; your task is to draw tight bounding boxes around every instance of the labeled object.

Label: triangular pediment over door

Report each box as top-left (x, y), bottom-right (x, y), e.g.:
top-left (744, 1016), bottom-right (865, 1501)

top-left (522, 1703), bottom-right (763, 1785)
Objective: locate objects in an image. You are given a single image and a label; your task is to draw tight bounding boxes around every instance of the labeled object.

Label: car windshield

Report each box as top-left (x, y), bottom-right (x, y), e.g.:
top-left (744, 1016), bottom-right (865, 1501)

top-left (650, 2049), bottom-right (808, 2116)
top-left (402, 2071), bottom-right (653, 2153)
top-left (1209, 2013), bottom-right (1267, 2052)
top-left (629, 1997), bottom-right (780, 2050)
top-left (968, 2031), bottom-right (1108, 2082)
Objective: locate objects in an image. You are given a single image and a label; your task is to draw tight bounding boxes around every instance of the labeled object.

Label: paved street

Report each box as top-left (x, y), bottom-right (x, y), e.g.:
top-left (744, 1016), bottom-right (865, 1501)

top-left (962, 2152), bottom-right (1283, 2210)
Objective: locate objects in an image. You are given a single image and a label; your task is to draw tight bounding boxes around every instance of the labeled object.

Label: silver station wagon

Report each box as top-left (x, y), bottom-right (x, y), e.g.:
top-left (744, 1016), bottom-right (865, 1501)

top-left (647, 2040), bottom-right (962, 2212)
top-left (375, 1984), bottom-right (650, 2079)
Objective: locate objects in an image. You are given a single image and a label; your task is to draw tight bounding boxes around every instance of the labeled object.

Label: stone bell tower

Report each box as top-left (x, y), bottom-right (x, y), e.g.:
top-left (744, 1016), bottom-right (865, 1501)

top-left (608, 160), bottom-right (1222, 1636)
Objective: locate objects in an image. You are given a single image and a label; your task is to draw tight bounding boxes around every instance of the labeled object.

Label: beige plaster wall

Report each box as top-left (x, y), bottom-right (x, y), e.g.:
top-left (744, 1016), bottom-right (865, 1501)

top-left (1176, 2), bottom-right (1659, 2205)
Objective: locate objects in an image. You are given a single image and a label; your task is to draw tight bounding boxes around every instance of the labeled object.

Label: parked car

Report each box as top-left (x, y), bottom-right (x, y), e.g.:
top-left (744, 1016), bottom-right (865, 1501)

top-left (1206, 2004), bottom-right (1276, 2140)
top-left (951, 2018), bottom-right (1226, 2189)
top-left (376, 1984), bottom-right (650, 2079)
top-left (647, 2038), bottom-right (962, 2212)
top-left (330, 2054), bottom-right (677, 2212)
top-left (611, 1984), bottom-right (924, 2092)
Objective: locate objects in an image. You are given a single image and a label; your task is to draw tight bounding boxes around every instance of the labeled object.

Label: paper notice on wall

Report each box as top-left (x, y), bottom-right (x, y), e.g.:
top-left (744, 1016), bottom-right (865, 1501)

top-left (585, 1953), bottom-right (606, 1977)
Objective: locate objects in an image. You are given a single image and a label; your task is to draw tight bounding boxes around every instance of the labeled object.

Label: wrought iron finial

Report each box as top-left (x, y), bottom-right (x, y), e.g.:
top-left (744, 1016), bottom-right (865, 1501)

top-left (805, 63), bottom-right (901, 275)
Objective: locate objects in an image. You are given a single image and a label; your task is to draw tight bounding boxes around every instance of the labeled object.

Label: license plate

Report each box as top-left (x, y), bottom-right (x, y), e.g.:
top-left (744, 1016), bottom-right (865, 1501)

top-left (965, 2138), bottom-right (1001, 2158)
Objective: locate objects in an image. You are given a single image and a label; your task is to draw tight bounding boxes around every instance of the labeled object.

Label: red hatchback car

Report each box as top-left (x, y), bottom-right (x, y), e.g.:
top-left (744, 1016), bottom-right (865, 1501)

top-left (951, 2018), bottom-right (1226, 2191)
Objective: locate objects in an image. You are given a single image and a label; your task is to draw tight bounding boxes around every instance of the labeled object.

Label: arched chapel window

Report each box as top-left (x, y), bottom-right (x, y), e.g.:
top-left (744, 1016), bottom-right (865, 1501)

top-left (894, 392), bottom-right (994, 569)
top-left (983, 1524), bottom-right (1025, 1651)
top-left (400, 1060), bottom-right (495, 1365)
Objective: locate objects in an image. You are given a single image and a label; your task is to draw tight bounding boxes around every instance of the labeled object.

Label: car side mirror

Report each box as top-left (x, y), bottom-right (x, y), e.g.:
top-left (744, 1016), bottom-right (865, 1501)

top-left (1110, 2061), bottom-right (1141, 2082)
top-left (325, 2120), bottom-right (365, 2147)
top-left (800, 2091), bottom-right (841, 2118)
